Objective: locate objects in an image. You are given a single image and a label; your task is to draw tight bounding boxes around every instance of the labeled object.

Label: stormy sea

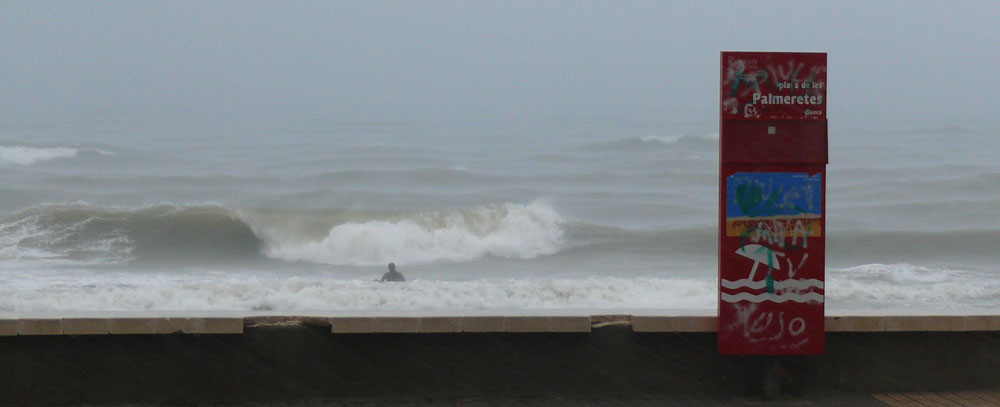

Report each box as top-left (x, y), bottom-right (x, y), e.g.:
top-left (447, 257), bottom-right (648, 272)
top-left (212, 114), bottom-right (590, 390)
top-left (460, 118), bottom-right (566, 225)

top-left (2, 115), bottom-right (997, 314)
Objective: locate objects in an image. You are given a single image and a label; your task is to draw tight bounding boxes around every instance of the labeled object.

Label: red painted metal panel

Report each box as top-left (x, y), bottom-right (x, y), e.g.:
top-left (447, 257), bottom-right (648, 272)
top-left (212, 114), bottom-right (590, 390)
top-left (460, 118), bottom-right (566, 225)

top-left (720, 120), bottom-right (827, 164)
top-left (721, 52), bottom-right (826, 121)
top-left (719, 52), bottom-right (827, 355)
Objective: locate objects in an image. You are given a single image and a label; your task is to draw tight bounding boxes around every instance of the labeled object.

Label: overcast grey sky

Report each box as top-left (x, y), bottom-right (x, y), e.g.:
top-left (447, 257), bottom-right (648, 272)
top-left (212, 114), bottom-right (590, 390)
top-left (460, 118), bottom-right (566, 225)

top-left (2, 1), bottom-right (998, 128)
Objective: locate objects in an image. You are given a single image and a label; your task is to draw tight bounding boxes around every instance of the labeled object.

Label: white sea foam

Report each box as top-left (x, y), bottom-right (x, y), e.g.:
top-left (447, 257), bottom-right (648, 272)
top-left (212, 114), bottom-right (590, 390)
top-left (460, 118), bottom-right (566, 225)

top-left (639, 132), bottom-right (718, 144)
top-left (258, 202), bottom-right (565, 266)
top-left (0, 263), bottom-right (994, 313)
top-left (0, 214), bottom-right (59, 261)
top-left (1, 119), bottom-right (996, 315)
top-left (825, 264), bottom-right (1000, 310)
top-left (0, 274), bottom-right (716, 312)
top-left (640, 134), bottom-right (683, 144)
top-left (0, 209), bottom-right (135, 265)
top-left (0, 145), bottom-right (78, 165)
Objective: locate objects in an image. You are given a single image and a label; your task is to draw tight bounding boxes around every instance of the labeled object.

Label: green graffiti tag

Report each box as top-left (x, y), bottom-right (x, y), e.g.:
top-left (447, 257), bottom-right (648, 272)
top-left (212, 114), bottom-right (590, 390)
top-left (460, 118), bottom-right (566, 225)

top-left (734, 182), bottom-right (806, 218)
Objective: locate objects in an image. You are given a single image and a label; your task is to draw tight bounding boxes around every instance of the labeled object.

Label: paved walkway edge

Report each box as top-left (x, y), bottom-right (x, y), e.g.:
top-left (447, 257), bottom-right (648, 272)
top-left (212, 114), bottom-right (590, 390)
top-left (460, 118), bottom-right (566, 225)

top-left (3, 314), bottom-right (1000, 336)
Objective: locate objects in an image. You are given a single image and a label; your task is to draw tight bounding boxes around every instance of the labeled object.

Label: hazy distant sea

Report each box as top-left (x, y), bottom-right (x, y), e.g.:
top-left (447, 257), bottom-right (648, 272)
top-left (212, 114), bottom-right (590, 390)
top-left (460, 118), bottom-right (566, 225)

top-left (1, 115), bottom-right (998, 313)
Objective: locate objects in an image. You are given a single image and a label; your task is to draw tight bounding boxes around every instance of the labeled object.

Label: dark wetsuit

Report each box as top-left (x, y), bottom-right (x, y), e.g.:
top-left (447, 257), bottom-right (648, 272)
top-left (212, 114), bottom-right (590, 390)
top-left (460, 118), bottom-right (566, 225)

top-left (379, 270), bottom-right (406, 282)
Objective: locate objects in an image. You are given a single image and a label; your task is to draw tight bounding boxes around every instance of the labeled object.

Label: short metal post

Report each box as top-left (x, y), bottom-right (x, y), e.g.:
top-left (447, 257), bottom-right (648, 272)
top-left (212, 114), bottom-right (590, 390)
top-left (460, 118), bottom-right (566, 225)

top-left (763, 357), bottom-right (780, 400)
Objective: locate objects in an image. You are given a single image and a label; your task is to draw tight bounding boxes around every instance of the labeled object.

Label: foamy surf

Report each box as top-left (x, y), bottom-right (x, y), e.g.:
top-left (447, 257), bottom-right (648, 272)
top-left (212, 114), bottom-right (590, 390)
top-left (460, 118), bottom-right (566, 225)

top-left (827, 263), bottom-right (1000, 309)
top-left (0, 204), bottom-right (258, 266)
top-left (0, 145), bottom-right (78, 165)
top-left (255, 202), bottom-right (565, 266)
top-left (639, 132), bottom-right (719, 144)
top-left (0, 202), bottom-right (569, 267)
top-left (0, 274), bottom-right (714, 312)
top-left (1, 121), bottom-right (997, 314)
top-left (0, 264), bottom-right (995, 313)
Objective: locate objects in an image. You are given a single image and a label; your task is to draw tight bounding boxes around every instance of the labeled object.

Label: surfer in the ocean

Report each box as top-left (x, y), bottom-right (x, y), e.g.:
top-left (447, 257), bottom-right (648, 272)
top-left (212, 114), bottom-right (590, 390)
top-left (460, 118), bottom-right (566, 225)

top-left (379, 262), bottom-right (406, 282)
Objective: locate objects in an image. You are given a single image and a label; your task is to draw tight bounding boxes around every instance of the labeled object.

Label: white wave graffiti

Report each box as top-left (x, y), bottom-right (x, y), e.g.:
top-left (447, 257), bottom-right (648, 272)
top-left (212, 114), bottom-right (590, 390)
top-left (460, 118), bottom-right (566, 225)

top-left (721, 279), bottom-right (824, 290)
top-left (721, 292), bottom-right (824, 304)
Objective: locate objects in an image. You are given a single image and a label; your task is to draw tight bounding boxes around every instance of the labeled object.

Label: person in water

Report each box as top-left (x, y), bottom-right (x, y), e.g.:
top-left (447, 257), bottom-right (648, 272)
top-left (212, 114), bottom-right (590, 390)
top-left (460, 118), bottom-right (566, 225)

top-left (379, 262), bottom-right (406, 282)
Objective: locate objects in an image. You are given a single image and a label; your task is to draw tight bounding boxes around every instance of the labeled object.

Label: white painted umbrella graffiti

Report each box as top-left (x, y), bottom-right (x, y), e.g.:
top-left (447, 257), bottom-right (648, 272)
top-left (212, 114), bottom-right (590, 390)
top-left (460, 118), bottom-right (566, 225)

top-left (736, 244), bottom-right (785, 280)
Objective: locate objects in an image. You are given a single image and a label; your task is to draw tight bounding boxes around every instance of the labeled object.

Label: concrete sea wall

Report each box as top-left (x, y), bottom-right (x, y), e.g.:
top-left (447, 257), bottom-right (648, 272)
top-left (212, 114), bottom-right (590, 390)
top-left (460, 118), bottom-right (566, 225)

top-left (1, 314), bottom-right (999, 405)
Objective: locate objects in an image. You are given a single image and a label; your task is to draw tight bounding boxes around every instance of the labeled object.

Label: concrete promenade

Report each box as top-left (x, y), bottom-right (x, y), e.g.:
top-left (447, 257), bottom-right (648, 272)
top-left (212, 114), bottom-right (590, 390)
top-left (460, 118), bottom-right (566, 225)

top-left (2, 313), bottom-right (999, 405)
top-left (4, 312), bottom-right (1000, 336)
top-left (64, 391), bottom-right (1000, 406)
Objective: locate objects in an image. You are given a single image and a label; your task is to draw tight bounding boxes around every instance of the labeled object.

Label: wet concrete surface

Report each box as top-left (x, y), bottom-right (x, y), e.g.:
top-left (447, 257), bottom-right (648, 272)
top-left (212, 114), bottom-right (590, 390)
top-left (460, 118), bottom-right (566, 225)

top-left (2, 325), bottom-right (999, 405)
top-left (65, 393), bottom-right (1000, 407)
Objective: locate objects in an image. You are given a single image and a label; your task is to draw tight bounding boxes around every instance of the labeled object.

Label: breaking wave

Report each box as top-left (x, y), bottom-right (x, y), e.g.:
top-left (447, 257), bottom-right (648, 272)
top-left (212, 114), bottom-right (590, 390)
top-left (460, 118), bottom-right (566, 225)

top-left (579, 132), bottom-right (718, 152)
top-left (252, 202), bottom-right (565, 266)
top-left (0, 204), bottom-right (261, 265)
top-left (0, 145), bottom-right (78, 165)
top-left (827, 264), bottom-right (1000, 312)
top-left (0, 202), bottom-right (566, 267)
top-left (3, 201), bottom-right (998, 270)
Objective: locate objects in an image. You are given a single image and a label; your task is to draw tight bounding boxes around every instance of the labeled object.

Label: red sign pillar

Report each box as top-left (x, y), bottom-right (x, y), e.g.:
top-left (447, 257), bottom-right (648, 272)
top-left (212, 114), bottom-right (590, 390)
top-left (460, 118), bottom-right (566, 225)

top-left (718, 52), bottom-right (827, 355)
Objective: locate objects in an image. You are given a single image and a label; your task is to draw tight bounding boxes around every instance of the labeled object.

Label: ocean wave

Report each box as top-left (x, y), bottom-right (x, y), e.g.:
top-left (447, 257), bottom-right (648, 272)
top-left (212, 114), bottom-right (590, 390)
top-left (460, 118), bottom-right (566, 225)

top-left (895, 126), bottom-right (975, 135)
top-left (0, 202), bottom-right (567, 267)
top-left (640, 132), bottom-right (718, 144)
top-left (0, 204), bottom-right (261, 265)
top-left (0, 263), bottom-right (994, 312)
top-left (0, 275), bottom-right (716, 312)
top-left (4, 202), bottom-right (999, 269)
top-left (251, 202), bottom-right (565, 266)
top-left (826, 229), bottom-right (1000, 264)
top-left (302, 167), bottom-right (503, 186)
top-left (0, 145), bottom-right (78, 165)
top-left (578, 133), bottom-right (717, 153)
top-left (826, 264), bottom-right (1000, 310)
top-left (564, 225), bottom-right (1000, 264)
top-left (831, 164), bottom-right (994, 180)
top-left (831, 169), bottom-right (1000, 200)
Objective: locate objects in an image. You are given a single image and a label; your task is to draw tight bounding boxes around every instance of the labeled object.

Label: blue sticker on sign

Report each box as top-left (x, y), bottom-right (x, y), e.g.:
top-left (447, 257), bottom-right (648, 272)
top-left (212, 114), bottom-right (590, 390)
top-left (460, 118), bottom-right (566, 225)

top-left (726, 172), bottom-right (822, 219)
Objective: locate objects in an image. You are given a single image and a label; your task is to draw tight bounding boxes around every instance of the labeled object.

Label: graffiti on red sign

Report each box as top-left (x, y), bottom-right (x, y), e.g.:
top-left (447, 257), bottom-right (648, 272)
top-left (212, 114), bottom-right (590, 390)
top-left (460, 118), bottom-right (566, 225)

top-left (719, 170), bottom-right (825, 354)
top-left (720, 53), bottom-right (827, 120)
top-left (719, 51), bottom-right (827, 355)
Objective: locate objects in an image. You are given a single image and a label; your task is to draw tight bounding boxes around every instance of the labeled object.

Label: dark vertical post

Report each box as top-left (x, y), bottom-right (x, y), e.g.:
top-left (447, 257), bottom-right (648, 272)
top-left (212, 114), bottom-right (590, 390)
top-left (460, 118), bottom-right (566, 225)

top-left (762, 357), bottom-right (780, 399)
top-left (718, 52), bottom-right (828, 389)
